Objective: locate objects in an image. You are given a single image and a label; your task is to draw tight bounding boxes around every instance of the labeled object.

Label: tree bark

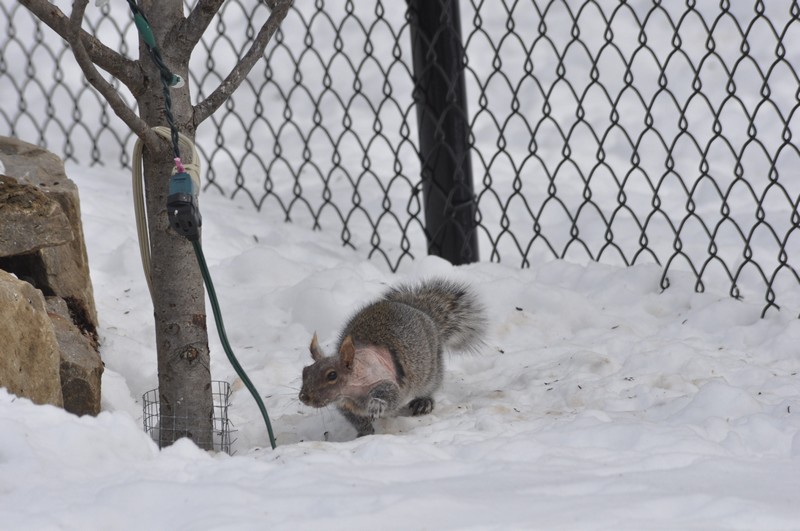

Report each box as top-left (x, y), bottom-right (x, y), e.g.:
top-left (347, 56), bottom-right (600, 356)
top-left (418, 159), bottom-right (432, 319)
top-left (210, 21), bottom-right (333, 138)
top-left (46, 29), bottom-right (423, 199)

top-left (142, 138), bottom-right (214, 450)
top-left (137, 0), bottom-right (214, 449)
top-left (138, 0), bottom-right (213, 450)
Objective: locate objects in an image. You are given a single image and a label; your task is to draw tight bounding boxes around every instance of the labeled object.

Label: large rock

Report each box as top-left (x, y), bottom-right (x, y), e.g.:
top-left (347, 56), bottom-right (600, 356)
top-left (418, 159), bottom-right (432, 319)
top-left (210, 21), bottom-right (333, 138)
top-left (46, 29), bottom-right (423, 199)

top-left (0, 137), bottom-right (103, 416)
top-left (0, 174), bottom-right (74, 256)
top-left (47, 297), bottom-right (103, 416)
top-left (0, 136), bottom-right (98, 341)
top-left (0, 270), bottom-right (64, 407)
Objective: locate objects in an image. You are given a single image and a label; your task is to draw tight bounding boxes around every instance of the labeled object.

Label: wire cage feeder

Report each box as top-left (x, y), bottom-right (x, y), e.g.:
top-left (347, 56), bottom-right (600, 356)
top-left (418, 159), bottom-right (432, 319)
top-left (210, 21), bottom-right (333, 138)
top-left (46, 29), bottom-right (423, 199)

top-left (143, 380), bottom-right (236, 454)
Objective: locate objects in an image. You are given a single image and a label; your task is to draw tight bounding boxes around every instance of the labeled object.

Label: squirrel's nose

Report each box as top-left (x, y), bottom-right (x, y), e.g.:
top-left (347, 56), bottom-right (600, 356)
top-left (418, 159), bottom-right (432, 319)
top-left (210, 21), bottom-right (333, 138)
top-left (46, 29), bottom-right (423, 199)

top-left (299, 390), bottom-right (308, 402)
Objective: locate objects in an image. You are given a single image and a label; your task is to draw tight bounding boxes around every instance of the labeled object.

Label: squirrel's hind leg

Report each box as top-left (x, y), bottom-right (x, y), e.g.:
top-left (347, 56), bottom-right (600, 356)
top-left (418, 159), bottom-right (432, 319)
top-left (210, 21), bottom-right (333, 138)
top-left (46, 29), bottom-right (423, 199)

top-left (408, 397), bottom-right (434, 416)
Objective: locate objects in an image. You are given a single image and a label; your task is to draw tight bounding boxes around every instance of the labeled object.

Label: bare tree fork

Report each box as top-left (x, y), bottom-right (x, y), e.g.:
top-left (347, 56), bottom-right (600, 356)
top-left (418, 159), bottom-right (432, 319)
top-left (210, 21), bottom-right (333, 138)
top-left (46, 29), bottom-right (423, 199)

top-left (17, 0), bottom-right (141, 89)
top-left (178, 0), bottom-right (227, 50)
top-left (68, 0), bottom-right (159, 148)
top-left (19, 0), bottom-right (157, 149)
top-left (193, 0), bottom-right (293, 124)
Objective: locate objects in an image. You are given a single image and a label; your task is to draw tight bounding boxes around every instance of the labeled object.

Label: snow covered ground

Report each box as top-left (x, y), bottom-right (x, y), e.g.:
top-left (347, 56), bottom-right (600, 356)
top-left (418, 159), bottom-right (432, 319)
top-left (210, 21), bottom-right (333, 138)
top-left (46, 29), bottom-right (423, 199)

top-left (1, 162), bottom-right (799, 530)
top-left (2, 1), bottom-right (800, 529)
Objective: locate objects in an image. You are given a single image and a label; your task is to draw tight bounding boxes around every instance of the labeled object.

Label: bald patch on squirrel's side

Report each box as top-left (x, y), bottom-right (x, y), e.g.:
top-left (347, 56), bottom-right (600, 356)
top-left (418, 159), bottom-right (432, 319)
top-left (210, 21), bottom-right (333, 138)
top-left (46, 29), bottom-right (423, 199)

top-left (341, 345), bottom-right (398, 398)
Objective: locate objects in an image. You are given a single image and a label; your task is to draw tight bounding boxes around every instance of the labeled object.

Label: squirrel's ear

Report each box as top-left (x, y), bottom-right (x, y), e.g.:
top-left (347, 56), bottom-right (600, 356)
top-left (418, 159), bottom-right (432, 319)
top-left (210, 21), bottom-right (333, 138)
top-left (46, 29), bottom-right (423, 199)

top-left (339, 335), bottom-right (356, 369)
top-left (309, 332), bottom-right (324, 361)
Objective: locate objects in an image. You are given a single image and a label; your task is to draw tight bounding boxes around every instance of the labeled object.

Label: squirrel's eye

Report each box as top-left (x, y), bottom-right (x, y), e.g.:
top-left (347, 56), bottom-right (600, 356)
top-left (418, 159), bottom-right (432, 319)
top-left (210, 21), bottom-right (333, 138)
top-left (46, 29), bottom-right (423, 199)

top-left (326, 370), bottom-right (338, 382)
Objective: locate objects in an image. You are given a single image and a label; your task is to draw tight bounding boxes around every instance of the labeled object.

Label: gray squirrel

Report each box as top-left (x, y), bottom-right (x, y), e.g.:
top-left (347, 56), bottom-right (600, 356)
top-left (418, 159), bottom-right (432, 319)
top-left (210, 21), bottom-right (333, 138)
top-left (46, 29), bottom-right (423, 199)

top-left (299, 278), bottom-right (486, 437)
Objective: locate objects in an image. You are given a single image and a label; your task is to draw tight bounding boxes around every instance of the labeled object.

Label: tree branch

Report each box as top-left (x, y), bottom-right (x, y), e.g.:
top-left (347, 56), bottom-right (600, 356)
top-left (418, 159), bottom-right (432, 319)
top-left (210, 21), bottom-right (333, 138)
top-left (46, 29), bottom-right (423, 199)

top-left (64, 0), bottom-right (158, 148)
top-left (179, 0), bottom-right (226, 51)
top-left (19, 0), bottom-right (141, 90)
top-left (193, 0), bottom-right (293, 125)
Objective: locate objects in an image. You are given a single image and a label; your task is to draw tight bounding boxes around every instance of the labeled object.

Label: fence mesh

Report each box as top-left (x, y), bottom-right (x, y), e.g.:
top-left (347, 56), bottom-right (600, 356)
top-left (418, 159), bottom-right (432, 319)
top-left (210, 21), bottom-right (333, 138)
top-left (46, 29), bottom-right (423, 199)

top-left (1, 0), bottom-right (798, 315)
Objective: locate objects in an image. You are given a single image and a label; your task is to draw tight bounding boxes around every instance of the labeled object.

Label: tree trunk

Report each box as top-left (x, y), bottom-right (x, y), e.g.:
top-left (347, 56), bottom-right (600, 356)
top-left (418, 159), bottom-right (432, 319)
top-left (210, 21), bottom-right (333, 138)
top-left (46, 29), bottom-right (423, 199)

top-left (138, 0), bottom-right (213, 450)
top-left (20, 0), bottom-right (293, 451)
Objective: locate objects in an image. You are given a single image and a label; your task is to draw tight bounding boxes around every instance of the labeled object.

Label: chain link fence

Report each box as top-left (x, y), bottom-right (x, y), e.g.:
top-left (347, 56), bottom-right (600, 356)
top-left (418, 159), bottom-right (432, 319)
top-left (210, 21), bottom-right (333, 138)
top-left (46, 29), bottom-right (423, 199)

top-left (1, 0), bottom-right (798, 316)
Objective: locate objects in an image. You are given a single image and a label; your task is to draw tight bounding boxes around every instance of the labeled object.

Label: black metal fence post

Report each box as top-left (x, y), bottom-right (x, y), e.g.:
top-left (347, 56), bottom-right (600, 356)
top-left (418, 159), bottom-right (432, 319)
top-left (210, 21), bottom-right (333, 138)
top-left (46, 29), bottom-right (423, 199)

top-left (406, 0), bottom-right (478, 265)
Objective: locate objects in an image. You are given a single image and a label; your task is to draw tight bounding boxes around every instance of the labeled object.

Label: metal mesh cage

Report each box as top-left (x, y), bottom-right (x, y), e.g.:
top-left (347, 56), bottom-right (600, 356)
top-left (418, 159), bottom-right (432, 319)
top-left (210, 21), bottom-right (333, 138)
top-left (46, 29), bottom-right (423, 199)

top-left (142, 380), bottom-right (236, 454)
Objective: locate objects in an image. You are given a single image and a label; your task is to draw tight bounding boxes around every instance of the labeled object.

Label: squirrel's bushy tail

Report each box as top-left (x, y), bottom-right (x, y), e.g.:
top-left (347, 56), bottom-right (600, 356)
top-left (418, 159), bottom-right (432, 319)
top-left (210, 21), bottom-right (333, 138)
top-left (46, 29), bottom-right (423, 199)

top-left (383, 278), bottom-right (486, 353)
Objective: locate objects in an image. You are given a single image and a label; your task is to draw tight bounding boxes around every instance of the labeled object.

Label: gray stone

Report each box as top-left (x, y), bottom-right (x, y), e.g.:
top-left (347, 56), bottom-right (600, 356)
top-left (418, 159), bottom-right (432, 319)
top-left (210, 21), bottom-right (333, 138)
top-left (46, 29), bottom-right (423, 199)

top-left (0, 174), bottom-right (74, 256)
top-left (0, 270), bottom-right (64, 407)
top-left (46, 297), bottom-right (103, 416)
top-left (0, 136), bottom-right (98, 340)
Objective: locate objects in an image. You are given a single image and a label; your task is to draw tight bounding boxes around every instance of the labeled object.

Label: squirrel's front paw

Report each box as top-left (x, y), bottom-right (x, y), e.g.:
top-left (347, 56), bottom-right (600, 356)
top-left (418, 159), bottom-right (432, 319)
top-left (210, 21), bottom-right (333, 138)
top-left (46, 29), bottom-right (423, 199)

top-left (367, 397), bottom-right (387, 421)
